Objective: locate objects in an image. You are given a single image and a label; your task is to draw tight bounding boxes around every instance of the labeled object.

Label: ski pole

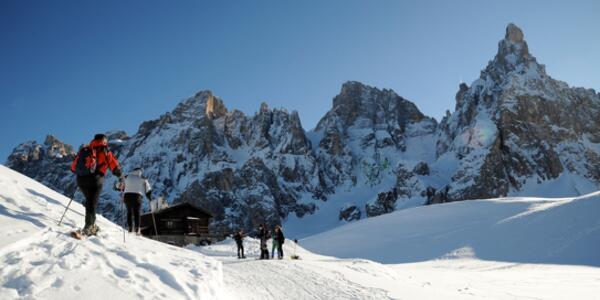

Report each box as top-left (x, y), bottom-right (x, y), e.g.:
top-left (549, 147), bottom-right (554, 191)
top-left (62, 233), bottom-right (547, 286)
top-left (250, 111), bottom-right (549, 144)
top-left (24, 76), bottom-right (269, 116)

top-left (121, 186), bottom-right (126, 244)
top-left (151, 205), bottom-right (159, 239)
top-left (58, 187), bottom-right (78, 226)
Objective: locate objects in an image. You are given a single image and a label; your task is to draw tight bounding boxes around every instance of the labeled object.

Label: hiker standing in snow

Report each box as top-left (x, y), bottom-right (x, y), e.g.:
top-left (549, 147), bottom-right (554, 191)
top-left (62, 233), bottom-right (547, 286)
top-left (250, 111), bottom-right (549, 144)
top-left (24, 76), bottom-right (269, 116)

top-left (234, 229), bottom-right (246, 259)
top-left (258, 224), bottom-right (270, 259)
top-left (270, 226), bottom-right (279, 259)
top-left (71, 134), bottom-right (122, 236)
top-left (120, 167), bottom-right (152, 234)
top-left (271, 225), bottom-right (285, 259)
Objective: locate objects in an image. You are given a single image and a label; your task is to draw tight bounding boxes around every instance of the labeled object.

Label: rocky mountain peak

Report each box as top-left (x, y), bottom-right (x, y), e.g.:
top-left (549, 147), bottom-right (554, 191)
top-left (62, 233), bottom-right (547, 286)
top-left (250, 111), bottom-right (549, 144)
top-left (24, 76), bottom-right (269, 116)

top-left (480, 23), bottom-right (547, 83)
top-left (499, 23), bottom-right (530, 60)
top-left (320, 81), bottom-right (431, 132)
top-left (338, 80), bottom-right (366, 95)
top-left (505, 23), bottom-right (524, 43)
top-left (105, 130), bottom-right (130, 141)
top-left (6, 23), bottom-right (600, 235)
top-left (6, 135), bottom-right (77, 198)
top-left (259, 102), bottom-right (270, 114)
top-left (43, 135), bottom-right (74, 158)
top-left (332, 81), bottom-right (374, 111)
top-left (43, 134), bottom-right (60, 146)
top-left (171, 90), bottom-right (228, 121)
top-left (435, 23), bottom-right (600, 205)
top-left (205, 93), bottom-right (228, 119)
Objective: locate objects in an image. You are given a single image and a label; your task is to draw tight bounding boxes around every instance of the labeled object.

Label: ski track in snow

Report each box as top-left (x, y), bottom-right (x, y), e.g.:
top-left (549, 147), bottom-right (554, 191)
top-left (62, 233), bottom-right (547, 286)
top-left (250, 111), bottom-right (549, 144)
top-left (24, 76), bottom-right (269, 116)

top-left (192, 239), bottom-right (395, 300)
top-left (193, 237), bottom-right (600, 300)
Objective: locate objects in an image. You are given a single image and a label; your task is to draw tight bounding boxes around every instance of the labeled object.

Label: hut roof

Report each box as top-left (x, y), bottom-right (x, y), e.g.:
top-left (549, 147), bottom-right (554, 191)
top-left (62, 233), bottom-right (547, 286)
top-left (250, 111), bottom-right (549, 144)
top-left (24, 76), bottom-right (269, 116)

top-left (141, 202), bottom-right (213, 218)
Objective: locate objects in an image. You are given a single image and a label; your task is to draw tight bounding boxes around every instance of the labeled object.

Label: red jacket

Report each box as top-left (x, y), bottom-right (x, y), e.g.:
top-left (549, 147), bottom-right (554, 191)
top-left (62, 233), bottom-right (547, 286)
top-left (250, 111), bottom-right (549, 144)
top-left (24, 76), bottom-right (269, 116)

top-left (71, 139), bottom-right (121, 176)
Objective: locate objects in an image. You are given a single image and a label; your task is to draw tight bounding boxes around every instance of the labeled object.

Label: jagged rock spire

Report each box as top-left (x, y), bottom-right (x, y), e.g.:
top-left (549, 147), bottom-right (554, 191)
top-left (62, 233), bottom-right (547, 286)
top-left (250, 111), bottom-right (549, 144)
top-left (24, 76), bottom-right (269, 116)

top-left (205, 94), bottom-right (227, 119)
top-left (505, 23), bottom-right (525, 43)
top-left (481, 23), bottom-right (546, 82)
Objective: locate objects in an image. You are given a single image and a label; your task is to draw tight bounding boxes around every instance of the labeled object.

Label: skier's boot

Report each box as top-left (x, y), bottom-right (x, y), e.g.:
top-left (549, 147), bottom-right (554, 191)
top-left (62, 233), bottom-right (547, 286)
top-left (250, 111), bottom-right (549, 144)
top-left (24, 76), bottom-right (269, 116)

top-left (83, 224), bottom-right (100, 236)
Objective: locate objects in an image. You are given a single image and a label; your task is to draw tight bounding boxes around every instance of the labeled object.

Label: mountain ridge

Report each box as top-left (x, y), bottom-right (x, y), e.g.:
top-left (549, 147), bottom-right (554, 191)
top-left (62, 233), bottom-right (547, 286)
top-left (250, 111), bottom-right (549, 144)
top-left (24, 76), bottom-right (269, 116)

top-left (6, 23), bottom-right (600, 236)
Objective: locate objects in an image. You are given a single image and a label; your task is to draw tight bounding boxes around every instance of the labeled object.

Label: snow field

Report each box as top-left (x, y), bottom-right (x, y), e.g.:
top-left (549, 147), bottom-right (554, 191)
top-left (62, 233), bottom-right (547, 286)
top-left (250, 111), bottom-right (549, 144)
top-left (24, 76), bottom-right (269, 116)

top-left (0, 165), bottom-right (226, 300)
top-left (2, 163), bottom-right (600, 299)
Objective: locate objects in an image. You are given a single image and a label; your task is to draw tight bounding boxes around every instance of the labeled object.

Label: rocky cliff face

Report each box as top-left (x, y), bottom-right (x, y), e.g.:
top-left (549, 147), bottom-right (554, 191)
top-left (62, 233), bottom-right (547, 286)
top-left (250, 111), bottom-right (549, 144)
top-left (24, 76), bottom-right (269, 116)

top-left (116, 91), bottom-right (323, 231)
top-left (6, 91), bottom-right (322, 231)
top-left (6, 23), bottom-right (600, 235)
top-left (6, 135), bottom-right (78, 196)
top-left (314, 81), bottom-right (437, 191)
top-left (433, 23), bottom-right (600, 203)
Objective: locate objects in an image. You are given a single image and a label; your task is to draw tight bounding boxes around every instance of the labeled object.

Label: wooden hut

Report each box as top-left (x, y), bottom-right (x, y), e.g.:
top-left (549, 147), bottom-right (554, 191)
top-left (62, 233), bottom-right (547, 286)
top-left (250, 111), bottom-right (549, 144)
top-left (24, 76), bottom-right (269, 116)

top-left (140, 202), bottom-right (213, 246)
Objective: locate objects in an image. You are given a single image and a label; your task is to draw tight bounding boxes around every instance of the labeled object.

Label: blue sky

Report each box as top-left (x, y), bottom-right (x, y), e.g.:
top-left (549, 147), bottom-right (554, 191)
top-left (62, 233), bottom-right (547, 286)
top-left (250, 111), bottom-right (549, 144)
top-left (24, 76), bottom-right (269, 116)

top-left (1, 0), bottom-right (599, 162)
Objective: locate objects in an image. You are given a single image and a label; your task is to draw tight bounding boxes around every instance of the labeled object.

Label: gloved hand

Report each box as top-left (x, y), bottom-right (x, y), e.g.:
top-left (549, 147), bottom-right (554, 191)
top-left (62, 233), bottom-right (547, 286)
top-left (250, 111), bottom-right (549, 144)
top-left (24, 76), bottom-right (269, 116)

top-left (113, 180), bottom-right (121, 192)
top-left (113, 167), bottom-right (122, 178)
top-left (113, 177), bottom-right (125, 192)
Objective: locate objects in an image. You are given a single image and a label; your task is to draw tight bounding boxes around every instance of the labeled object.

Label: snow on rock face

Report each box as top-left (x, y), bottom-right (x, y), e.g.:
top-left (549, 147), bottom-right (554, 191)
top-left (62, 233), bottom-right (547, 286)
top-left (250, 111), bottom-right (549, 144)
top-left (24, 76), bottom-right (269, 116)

top-left (5, 81), bottom-right (437, 233)
top-left (5, 135), bottom-right (78, 198)
top-left (433, 23), bottom-right (600, 203)
top-left (119, 92), bottom-right (323, 232)
top-left (5, 23), bottom-right (600, 236)
top-left (6, 91), bottom-right (320, 232)
top-left (314, 81), bottom-right (437, 190)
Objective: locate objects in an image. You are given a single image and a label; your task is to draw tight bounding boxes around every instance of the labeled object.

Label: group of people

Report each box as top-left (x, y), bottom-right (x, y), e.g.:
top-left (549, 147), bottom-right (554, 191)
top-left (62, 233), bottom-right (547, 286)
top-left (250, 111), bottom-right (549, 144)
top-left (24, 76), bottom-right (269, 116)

top-left (71, 133), bottom-right (289, 262)
top-left (233, 223), bottom-right (286, 260)
top-left (71, 133), bottom-right (153, 236)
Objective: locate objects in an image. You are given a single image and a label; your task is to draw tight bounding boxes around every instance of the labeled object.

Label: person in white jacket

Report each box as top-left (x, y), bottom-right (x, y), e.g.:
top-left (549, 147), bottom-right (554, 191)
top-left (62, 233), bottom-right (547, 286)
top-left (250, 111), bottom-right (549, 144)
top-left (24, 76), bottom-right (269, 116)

top-left (122, 168), bottom-right (152, 233)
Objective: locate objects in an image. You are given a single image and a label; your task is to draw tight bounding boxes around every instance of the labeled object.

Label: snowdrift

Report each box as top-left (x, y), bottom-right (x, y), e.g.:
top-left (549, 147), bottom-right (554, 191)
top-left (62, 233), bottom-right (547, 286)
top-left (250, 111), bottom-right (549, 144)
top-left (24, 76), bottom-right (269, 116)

top-left (302, 193), bottom-right (600, 266)
top-left (0, 165), bottom-right (226, 300)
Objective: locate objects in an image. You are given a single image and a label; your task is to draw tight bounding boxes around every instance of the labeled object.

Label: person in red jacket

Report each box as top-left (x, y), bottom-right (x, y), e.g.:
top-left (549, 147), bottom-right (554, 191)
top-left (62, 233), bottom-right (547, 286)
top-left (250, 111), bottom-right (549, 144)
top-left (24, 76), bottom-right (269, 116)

top-left (71, 134), bottom-right (122, 236)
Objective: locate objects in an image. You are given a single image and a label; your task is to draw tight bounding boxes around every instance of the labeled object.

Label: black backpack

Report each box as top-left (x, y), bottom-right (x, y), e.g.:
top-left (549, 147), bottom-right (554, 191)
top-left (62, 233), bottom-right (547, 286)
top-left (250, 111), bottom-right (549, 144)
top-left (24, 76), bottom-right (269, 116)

top-left (73, 146), bottom-right (98, 176)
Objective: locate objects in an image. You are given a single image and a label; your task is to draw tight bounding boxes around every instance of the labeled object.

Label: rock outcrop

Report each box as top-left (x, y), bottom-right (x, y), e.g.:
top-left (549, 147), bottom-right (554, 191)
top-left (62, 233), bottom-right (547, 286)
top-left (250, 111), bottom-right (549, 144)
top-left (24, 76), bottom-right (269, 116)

top-left (435, 23), bottom-right (600, 202)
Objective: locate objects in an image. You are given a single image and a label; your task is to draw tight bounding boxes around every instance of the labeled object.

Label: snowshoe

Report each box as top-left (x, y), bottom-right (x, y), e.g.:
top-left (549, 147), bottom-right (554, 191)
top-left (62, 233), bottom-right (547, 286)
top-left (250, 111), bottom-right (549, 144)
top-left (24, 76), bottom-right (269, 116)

top-left (70, 230), bottom-right (84, 240)
top-left (82, 224), bottom-right (100, 236)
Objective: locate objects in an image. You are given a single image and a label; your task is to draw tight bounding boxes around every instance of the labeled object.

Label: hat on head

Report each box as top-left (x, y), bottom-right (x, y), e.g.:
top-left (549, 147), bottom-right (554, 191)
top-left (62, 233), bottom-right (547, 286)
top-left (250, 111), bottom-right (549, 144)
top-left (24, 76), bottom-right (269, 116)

top-left (94, 133), bottom-right (107, 141)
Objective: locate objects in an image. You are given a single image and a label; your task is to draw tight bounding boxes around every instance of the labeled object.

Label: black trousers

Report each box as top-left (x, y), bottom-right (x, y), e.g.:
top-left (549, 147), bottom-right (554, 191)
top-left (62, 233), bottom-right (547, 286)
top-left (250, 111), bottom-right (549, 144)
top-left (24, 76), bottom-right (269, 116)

top-left (277, 242), bottom-right (284, 258)
top-left (77, 174), bottom-right (104, 229)
top-left (260, 239), bottom-right (270, 259)
top-left (124, 193), bottom-right (142, 232)
top-left (236, 242), bottom-right (244, 258)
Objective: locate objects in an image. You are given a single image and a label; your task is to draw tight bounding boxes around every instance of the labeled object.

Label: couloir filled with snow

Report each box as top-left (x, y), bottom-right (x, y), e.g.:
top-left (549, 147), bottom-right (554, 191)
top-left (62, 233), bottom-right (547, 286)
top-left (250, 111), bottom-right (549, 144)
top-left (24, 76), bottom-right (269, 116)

top-left (1, 164), bottom-right (599, 299)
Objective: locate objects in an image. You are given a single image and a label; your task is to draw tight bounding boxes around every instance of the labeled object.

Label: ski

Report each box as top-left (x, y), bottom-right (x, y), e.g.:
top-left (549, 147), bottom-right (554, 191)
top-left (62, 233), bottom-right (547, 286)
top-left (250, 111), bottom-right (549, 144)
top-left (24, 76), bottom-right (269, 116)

top-left (70, 230), bottom-right (84, 240)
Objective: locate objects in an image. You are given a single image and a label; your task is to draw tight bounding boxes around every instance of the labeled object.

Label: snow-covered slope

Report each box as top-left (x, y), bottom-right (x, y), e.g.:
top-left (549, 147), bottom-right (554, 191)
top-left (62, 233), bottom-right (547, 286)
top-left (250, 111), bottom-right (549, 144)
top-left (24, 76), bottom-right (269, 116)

top-left (190, 238), bottom-right (399, 299)
top-left (2, 164), bottom-right (600, 299)
top-left (302, 192), bottom-right (600, 266)
top-left (191, 234), bottom-right (600, 300)
top-left (0, 165), bottom-right (226, 299)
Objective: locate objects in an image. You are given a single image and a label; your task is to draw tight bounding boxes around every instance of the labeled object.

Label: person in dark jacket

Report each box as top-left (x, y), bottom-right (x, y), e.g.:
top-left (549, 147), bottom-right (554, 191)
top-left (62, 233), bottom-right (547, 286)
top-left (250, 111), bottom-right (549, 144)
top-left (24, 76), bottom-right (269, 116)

top-left (258, 224), bottom-right (270, 259)
top-left (274, 225), bottom-right (285, 259)
top-left (233, 229), bottom-right (246, 259)
top-left (71, 134), bottom-right (122, 236)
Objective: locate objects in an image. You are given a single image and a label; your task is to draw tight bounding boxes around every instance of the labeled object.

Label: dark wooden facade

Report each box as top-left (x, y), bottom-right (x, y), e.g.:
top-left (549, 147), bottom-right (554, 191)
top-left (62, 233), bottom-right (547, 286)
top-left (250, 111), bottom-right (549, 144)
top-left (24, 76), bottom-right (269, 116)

top-left (140, 202), bottom-right (213, 246)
